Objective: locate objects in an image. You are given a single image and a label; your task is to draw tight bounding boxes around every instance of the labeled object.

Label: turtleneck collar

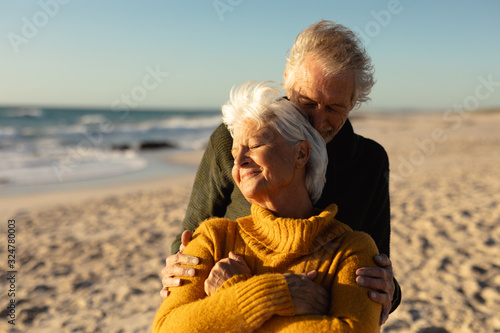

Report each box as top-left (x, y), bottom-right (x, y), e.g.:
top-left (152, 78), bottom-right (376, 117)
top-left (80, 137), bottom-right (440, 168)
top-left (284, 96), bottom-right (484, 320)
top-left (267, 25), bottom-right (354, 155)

top-left (236, 203), bottom-right (352, 257)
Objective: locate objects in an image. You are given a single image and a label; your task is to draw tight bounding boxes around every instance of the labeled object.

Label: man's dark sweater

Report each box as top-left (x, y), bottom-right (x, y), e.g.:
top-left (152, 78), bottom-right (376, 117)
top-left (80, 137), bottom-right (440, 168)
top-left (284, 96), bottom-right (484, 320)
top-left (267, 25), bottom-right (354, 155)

top-left (171, 118), bottom-right (401, 311)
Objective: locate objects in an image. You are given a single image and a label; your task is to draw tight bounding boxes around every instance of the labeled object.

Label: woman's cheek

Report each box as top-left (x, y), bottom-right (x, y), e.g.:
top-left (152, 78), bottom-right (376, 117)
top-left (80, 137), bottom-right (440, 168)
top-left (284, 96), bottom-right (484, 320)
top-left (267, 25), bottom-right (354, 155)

top-left (232, 165), bottom-right (240, 184)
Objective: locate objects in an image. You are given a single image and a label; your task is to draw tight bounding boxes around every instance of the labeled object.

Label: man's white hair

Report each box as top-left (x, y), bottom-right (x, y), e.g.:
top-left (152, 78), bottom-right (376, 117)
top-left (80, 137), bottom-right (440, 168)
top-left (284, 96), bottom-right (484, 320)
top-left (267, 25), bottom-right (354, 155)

top-left (222, 81), bottom-right (327, 204)
top-left (284, 20), bottom-right (375, 108)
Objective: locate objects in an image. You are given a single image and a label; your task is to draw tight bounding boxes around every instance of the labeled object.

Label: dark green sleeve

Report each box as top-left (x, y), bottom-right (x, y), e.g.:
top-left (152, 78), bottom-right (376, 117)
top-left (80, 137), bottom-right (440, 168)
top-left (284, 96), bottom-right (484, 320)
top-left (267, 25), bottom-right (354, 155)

top-left (171, 124), bottom-right (235, 254)
top-left (391, 277), bottom-right (402, 314)
top-left (383, 171), bottom-right (402, 314)
top-left (371, 156), bottom-right (401, 313)
top-left (362, 144), bottom-right (391, 258)
top-left (357, 143), bottom-right (401, 312)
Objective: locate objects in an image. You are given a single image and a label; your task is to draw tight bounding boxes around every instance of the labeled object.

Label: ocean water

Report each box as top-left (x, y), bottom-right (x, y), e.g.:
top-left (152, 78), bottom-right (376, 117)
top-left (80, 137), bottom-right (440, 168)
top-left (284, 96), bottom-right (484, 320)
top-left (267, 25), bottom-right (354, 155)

top-left (0, 107), bottom-right (221, 191)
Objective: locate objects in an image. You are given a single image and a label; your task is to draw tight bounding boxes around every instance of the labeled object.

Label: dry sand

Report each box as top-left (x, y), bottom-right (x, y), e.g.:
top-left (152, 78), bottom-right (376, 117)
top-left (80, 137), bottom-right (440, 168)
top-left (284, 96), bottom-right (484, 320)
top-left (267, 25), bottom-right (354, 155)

top-left (1, 111), bottom-right (499, 332)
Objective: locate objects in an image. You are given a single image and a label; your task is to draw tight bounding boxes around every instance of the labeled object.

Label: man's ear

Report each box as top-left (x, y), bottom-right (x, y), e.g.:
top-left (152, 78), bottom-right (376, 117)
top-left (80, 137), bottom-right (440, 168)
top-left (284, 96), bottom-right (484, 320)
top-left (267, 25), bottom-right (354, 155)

top-left (296, 141), bottom-right (310, 169)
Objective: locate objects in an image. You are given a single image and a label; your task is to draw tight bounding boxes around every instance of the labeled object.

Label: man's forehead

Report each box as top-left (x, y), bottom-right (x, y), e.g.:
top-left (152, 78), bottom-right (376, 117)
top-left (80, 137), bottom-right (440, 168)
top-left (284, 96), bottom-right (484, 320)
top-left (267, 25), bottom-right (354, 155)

top-left (294, 72), bottom-right (355, 107)
top-left (295, 85), bottom-right (348, 106)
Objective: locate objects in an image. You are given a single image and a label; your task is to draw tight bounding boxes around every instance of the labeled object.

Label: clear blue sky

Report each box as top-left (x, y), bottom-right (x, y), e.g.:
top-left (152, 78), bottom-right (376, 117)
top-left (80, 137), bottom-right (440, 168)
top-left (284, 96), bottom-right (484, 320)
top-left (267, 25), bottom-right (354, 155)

top-left (1, 0), bottom-right (499, 111)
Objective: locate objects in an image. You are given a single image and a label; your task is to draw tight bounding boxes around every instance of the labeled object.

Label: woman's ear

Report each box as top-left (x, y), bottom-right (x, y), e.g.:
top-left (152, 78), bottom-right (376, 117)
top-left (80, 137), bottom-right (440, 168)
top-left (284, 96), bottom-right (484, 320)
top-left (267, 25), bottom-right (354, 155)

top-left (295, 141), bottom-right (310, 169)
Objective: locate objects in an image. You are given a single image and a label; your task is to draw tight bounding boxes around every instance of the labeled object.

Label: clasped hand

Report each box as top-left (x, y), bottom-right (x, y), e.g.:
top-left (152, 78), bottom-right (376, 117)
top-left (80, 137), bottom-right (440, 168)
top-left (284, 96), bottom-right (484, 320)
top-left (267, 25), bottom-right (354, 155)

top-left (283, 270), bottom-right (329, 315)
top-left (204, 251), bottom-right (251, 296)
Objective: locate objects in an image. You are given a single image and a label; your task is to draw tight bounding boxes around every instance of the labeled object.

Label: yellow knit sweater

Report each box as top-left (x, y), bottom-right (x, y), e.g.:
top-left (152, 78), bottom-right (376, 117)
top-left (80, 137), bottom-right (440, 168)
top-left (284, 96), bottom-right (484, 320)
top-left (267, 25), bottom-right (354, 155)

top-left (152, 204), bottom-right (381, 332)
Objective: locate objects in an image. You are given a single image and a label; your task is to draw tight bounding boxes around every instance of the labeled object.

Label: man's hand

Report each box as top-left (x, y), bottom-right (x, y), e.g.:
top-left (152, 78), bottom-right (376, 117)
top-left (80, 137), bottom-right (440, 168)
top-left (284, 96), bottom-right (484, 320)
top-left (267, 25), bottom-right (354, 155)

top-left (284, 270), bottom-right (329, 315)
top-left (356, 254), bottom-right (395, 325)
top-left (204, 252), bottom-right (251, 296)
top-left (160, 230), bottom-right (200, 299)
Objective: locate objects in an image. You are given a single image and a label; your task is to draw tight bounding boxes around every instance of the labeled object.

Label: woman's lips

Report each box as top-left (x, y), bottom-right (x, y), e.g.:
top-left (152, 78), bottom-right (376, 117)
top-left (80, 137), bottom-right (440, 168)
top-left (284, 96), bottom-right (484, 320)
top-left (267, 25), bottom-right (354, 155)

top-left (240, 169), bottom-right (261, 180)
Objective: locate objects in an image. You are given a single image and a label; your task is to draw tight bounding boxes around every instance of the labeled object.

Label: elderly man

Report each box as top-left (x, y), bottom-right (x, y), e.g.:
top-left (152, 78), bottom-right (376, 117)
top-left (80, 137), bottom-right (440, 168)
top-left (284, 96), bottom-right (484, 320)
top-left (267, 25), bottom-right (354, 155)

top-left (162, 20), bottom-right (401, 324)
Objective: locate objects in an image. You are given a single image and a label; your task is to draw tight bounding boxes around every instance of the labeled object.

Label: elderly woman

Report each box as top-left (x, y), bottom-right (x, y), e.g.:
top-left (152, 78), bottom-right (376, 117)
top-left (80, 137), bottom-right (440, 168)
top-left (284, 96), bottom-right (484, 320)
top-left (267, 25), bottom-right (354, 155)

top-left (152, 81), bottom-right (381, 332)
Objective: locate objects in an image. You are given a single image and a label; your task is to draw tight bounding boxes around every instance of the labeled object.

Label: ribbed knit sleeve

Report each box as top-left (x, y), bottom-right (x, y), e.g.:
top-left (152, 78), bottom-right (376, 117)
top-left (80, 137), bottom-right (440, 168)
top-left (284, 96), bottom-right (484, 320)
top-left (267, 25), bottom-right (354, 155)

top-left (236, 274), bottom-right (295, 329)
top-left (153, 221), bottom-right (295, 333)
top-left (218, 273), bottom-right (251, 290)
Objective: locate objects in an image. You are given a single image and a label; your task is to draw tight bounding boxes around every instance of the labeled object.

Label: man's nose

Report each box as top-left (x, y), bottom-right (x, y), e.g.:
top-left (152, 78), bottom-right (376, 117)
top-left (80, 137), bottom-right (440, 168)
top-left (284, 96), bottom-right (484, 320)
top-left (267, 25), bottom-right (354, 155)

top-left (310, 105), bottom-right (327, 130)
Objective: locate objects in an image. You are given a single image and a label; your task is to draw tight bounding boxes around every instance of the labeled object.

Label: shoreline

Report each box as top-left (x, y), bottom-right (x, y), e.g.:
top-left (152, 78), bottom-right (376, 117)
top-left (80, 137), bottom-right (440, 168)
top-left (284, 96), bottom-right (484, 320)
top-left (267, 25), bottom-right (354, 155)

top-left (0, 149), bottom-right (203, 218)
top-left (0, 172), bottom-right (197, 219)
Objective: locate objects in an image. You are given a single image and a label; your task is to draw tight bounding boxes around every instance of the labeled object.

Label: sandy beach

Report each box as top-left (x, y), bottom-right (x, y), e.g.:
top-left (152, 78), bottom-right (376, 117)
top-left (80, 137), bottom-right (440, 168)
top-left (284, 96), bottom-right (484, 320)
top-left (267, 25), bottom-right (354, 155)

top-left (1, 110), bottom-right (499, 333)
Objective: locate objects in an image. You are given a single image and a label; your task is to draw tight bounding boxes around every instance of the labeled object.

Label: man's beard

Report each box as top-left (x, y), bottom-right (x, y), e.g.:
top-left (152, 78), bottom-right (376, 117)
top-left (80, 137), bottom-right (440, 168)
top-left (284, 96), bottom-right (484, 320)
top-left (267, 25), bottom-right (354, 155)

top-left (319, 127), bottom-right (336, 143)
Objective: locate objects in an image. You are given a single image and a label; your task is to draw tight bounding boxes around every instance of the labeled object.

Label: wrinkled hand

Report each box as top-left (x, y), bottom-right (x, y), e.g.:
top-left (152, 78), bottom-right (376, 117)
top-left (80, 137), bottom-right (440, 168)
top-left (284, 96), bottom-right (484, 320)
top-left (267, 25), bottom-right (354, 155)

top-left (160, 230), bottom-right (200, 299)
top-left (284, 270), bottom-right (329, 315)
top-left (356, 254), bottom-right (395, 325)
top-left (204, 252), bottom-right (251, 296)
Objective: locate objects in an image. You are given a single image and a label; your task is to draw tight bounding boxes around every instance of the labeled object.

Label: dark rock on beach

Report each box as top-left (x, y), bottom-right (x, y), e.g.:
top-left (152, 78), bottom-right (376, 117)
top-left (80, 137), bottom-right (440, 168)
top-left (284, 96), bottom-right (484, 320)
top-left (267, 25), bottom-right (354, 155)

top-left (139, 141), bottom-right (176, 150)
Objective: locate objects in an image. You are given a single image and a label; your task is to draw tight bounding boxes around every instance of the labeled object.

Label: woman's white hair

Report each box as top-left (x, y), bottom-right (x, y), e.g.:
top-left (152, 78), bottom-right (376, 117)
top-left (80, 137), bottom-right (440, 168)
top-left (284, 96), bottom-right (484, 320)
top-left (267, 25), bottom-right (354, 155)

top-left (284, 20), bottom-right (375, 108)
top-left (222, 81), bottom-right (327, 204)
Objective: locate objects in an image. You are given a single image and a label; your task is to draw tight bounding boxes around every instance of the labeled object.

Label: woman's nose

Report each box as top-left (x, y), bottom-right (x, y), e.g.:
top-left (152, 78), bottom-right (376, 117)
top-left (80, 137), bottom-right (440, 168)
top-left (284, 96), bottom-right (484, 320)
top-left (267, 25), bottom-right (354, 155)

top-left (234, 148), bottom-right (251, 167)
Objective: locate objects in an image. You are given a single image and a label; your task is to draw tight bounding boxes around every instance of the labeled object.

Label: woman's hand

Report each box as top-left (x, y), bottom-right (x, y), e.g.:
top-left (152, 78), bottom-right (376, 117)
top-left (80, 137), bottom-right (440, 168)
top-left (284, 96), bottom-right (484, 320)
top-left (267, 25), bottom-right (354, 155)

top-left (284, 270), bottom-right (329, 315)
top-left (204, 252), bottom-right (251, 296)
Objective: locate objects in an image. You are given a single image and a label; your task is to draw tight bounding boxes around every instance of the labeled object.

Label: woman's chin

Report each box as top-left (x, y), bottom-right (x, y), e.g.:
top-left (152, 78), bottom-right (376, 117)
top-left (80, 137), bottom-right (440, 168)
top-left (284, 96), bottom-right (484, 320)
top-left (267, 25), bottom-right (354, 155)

top-left (240, 187), bottom-right (261, 204)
